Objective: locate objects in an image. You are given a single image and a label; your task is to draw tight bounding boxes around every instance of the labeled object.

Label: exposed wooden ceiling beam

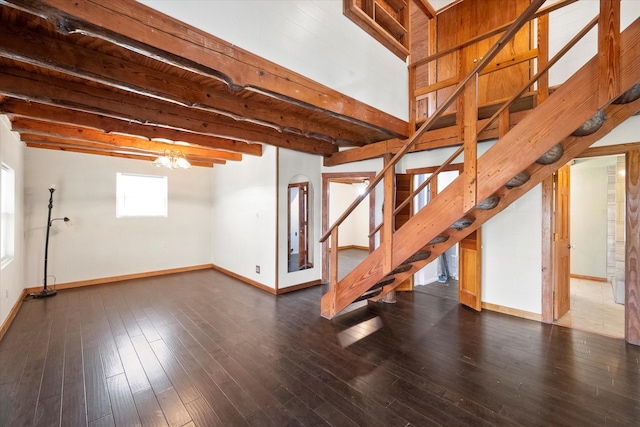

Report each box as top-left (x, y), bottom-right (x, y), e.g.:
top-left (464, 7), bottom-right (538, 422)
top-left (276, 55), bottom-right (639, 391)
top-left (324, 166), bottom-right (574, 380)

top-left (22, 134), bottom-right (226, 164)
top-left (0, 97), bottom-right (263, 156)
top-left (0, 16), bottom-right (370, 146)
top-left (0, 61), bottom-right (338, 155)
top-left (24, 141), bottom-right (216, 167)
top-left (323, 110), bottom-right (531, 166)
top-left (10, 117), bottom-right (242, 161)
top-left (0, 0), bottom-right (408, 137)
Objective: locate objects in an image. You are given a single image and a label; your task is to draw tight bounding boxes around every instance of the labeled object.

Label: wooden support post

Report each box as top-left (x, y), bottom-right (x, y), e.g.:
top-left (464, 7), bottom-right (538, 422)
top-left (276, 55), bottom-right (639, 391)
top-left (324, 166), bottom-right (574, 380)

top-left (626, 149), bottom-right (640, 345)
top-left (537, 13), bottom-right (550, 104)
top-left (463, 74), bottom-right (478, 212)
top-left (499, 109), bottom-right (510, 138)
top-left (409, 64), bottom-right (417, 129)
top-left (598, 0), bottom-right (621, 107)
top-left (427, 16), bottom-right (438, 117)
top-left (541, 175), bottom-right (554, 324)
top-left (383, 153), bottom-right (395, 275)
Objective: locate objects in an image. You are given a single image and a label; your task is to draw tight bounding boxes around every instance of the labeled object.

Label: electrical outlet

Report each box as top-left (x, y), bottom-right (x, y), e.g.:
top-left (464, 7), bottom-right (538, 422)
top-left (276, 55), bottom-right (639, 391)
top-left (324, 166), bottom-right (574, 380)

top-left (256, 265), bottom-right (260, 274)
top-left (5, 289), bottom-right (8, 299)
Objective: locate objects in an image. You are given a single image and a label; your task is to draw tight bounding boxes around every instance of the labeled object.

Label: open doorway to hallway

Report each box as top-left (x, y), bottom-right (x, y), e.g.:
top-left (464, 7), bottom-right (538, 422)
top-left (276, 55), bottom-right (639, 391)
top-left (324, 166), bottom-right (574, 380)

top-left (321, 172), bottom-right (376, 284)
top-left (554, 155), bottom-right (625, 338)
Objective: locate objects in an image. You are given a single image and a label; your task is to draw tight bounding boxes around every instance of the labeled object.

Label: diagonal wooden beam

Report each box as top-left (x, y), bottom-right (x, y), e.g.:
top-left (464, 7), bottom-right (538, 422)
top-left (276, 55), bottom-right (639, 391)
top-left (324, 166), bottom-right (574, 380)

top-left (0, 61), bottom-right (337, 155)
top-left (0, 15), bottom-right (369, 146)
top-left (10, 117), bottom-right (242, 161)
top-left (0, 0), bottom-right (408, 137)
top-left (0, 97), bottom-right (262, 156)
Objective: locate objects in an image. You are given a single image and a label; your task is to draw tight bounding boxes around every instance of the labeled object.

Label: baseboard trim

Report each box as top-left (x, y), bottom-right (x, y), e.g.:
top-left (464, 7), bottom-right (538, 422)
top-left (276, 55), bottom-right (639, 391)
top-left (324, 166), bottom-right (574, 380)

top-left (24, 264), bottom-right (214, 294)
top-left (0, 289), bottom-right (28, 342)
top-left (277, 280), bottom-right (322, 294)
top-left (211, 264), bottom-right (277, 295)
top-left (482, 302), bottom-right (542, 322)
top-left (570, 274), bottom-right (607, 283)
top-left (337, 245), bottom-right (369, 251)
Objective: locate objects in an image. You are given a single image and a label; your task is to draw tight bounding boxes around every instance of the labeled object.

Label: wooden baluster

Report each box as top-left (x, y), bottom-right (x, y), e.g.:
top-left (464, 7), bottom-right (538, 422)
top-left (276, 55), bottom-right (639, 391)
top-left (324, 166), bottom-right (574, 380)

top-left (537, 13), bottom-right (550, 104)
top-left (409, 64), bottom-right (417, 129)
top-left (598, 0), bottom-right (620, 107)
top-left (427, 13), bottom-right (438, 117)
top-left (383, 153), bottom-right (394, 274)
top-left (321, 227), bottom-right (340, 319)
top-left (463, 73), bottom-right (478, 212)
top-left (330, 228), bottom-right (339, 292)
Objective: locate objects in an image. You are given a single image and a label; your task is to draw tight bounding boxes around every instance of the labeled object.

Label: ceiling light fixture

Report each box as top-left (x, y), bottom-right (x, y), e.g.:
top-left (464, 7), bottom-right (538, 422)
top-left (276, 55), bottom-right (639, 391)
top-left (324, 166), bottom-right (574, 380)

top-left (152, 150), bottom-right (191, 169)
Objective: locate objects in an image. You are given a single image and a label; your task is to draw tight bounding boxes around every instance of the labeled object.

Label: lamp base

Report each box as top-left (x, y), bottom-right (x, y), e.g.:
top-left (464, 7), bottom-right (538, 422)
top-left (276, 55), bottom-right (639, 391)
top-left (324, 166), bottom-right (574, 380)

top-left (32, 288), bottom-right (57, 298)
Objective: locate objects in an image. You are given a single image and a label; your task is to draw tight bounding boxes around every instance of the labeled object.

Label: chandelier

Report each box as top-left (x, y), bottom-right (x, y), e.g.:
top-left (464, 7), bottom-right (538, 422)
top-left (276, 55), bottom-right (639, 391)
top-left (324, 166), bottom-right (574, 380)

top-left (152, 150), bottom-right (191, 169)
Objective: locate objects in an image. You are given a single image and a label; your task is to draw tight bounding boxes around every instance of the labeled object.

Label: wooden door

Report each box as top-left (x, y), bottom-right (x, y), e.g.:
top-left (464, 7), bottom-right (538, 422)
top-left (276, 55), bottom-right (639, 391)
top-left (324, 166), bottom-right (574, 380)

top-left (554, 165), bottom-right (571, 319)
top-left (459, 228), bottom-right (482, 310)
top-left (395, 174), bottom-right (414, 291)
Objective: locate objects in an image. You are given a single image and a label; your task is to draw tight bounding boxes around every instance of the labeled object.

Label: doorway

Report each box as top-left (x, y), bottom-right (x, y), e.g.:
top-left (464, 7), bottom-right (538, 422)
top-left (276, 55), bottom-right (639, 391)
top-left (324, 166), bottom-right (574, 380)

top-left (553, 155), bottom-right (625, 338)
top-left (321, 172), bottom-right (376, 284)
top-left (288, 181), bottom-right (311, 272)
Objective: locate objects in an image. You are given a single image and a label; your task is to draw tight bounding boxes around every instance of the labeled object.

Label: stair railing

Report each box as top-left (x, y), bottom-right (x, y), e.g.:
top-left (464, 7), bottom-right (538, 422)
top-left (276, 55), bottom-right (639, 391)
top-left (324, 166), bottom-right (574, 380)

top-left (391, 14), bottom-right (600, 222)
top-left (320, 0), bottom-right (547, 289)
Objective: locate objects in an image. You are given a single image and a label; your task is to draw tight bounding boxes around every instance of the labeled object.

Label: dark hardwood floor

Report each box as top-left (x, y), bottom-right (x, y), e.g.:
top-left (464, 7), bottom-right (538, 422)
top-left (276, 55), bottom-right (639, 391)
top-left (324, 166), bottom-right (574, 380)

top-left (1, 269), bottom-right (639, 426)
top-left (415, 279), bottom-right (459, 301)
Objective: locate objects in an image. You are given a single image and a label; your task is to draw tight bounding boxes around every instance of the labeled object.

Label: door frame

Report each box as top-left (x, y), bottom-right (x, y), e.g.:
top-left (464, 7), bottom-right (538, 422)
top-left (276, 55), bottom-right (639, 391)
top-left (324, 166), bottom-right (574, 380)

top-left (541, 143), bottom-right (640, 345)
top-left (321, 172), bottom-right (376, 284)
top-left (287, 181), bottom-right (310, 270)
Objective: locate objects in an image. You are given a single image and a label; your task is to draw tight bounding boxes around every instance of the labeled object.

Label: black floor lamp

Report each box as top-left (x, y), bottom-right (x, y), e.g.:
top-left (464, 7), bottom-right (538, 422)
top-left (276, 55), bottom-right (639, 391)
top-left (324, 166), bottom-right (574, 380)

top-left (33, 187), bottom-right (69, 299)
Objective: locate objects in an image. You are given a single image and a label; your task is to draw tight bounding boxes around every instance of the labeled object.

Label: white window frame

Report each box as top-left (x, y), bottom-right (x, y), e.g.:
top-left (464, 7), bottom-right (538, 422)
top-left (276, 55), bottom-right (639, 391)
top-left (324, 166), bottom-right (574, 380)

top-left (1, 163), bottom-right (15, 268)
top-left (116, 173), bottom-right (168, 218)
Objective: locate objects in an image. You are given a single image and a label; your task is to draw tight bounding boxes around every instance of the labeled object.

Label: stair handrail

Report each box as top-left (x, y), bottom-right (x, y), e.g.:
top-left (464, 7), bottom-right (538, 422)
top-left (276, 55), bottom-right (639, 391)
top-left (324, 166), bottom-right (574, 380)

top-left (391, 14), bottom-right (600, 219)
top-left (320, 0), bottom-right (547, 244)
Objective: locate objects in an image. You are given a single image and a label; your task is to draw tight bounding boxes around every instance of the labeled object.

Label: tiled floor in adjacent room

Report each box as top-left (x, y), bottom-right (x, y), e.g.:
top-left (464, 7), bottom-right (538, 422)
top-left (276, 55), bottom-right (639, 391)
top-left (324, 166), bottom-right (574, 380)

top-left (555, 277), bottom-right (625, 338)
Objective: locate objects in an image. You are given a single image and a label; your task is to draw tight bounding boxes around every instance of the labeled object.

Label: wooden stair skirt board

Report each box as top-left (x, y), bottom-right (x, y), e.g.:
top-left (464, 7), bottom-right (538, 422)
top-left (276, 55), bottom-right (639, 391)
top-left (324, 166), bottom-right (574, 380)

top-left (321, 18), bottom-right (640, 319)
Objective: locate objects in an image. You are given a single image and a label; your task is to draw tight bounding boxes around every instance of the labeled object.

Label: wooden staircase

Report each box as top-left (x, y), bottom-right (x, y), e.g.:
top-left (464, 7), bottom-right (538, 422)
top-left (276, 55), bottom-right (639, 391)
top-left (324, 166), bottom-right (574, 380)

top-left (320, 8), bottom-right (640, 319)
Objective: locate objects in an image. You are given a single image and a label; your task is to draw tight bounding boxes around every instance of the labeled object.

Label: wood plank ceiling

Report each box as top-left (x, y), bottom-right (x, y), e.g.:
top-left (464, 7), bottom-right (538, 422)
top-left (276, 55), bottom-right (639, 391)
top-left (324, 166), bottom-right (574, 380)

top-left (0, 0), bottom-right (409, 168)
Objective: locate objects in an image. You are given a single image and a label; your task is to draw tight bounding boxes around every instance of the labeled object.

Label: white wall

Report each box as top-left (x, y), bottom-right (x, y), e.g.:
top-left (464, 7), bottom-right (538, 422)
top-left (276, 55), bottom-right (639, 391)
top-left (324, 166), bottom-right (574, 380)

top-left (322, 157), bottom-right (385, 249)
top-left (211, 146), bottom-right (277, 288)
top-left (24, 149), bottom-right (213, 288)
top-left (0, 117), bottom-right (25, 328)
top-left (570, 158), bottom-right (611, 279)
top-left (548, 0), bottom-right (640, 86)
top-left (328, 183), bottom-right (370, 249)
top-left (278, 149), bottom-right (322, 289)
top-left (482, 186), bottom-right (543, 314)
top-left (138, 0), bottom-right (408, 120)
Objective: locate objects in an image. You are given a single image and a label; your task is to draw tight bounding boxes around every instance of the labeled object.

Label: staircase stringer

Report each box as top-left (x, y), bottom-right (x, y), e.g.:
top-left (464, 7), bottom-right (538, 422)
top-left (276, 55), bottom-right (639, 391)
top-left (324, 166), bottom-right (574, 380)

top-left (321, 17), bottom-right (640, 319)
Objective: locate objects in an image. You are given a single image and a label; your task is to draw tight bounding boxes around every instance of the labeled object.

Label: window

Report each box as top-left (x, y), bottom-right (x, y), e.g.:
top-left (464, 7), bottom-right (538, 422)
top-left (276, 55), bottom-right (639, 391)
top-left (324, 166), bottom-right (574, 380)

top-left (116, 173), bottom-right (168, 218)
top-left (1, 163), bottom-right (15, 268)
